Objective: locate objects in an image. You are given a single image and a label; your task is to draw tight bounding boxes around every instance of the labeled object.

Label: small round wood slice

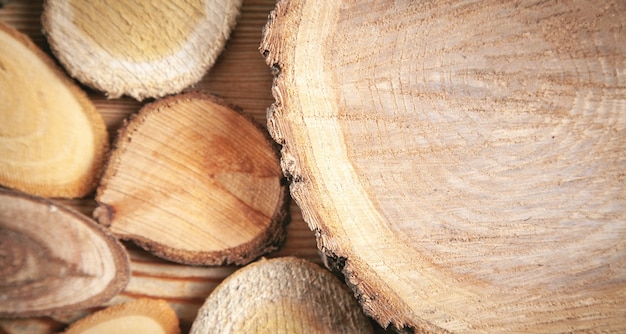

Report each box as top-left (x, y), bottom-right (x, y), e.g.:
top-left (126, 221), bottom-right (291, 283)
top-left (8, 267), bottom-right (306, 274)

top-left (261, 1), bottom-right (626, 333)
top-left (0, 188), bottom-right (130, 318)
top-left (63, 299), bottom-right (180, 334)
top-left (0, 22), bottom-right (109, 198)
top-left (94, 91), bottom-right (289, 266)
top-left (190, 257), bottom-right (374, 334)
top-left (42, 0), bottom-right (243, 100)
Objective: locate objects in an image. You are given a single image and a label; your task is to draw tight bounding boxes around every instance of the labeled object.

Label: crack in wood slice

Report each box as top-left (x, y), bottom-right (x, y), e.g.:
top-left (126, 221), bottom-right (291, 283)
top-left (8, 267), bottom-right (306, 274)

top-left (0, 22), bottom-right (108, 199)
top-left (94, 91), bottom-right (289, 266)
top-left (0, 189), bottom-right (130, 318)
top-left (190, 257), bottom-right (374, 334)
top-left (261, 0), bottom-right (626, 332)
top-left (42, 0), bottom-right (243, 100)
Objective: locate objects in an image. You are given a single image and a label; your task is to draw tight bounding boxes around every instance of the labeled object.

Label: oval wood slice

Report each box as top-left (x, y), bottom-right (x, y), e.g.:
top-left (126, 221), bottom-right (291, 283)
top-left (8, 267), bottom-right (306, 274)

top-left (0, 22), bottom-right (108, 198)
top-left (42, 0), bottom-right (243, 100)
top-left (94, 92), bottom-right (289, 266)
top-left (0, 189), bottom-right (130, 318)
top-left (63, 299), bottom-right (180, 334)
top-left (261, 1), bottom-right (626, 332)
top-left (190, 257), bottom-right (374, 334)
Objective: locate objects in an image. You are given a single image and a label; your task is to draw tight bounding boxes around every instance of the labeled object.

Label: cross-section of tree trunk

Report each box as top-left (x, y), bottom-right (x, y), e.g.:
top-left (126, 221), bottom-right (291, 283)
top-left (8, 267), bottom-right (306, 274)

top-left (0, 189), bottom-right (130, 318)
top-left (94, 91), bottom-right (289, 266)
top-left (0, 22), bottom-right (108, 199)
top-left (261, 1), bottom-right (626, 332)
top-left (42, 0), bottom-right (243, 100)
top-left (190, 257), bottom-right (373, 334)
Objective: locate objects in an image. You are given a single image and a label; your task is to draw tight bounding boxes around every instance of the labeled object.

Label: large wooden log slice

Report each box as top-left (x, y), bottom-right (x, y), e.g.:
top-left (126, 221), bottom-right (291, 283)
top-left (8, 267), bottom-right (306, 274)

top-left (260, 0), bottom-right (626, 332)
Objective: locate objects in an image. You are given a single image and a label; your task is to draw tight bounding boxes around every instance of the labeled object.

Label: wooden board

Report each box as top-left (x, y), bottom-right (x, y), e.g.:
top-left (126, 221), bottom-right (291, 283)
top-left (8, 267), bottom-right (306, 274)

top-left (0, 1), bottom-right (329, 333)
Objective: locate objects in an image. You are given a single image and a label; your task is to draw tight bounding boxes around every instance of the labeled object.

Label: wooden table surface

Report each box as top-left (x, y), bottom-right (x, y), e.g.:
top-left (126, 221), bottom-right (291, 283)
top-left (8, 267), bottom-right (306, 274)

top-left (0, 1), bottom-right (350, 333)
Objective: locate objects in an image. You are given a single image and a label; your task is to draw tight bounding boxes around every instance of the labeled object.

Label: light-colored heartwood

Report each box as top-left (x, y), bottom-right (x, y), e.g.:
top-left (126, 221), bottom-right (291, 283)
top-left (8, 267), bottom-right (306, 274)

top-left (190, 257), bottom-right (374, 334)
top-left (42, 0), bottom-right (243, 100)
top-left (0, 189), bottom-right (130, 318)
top-left (62, 299), bottom-right (180, 334)
top-left (0, 22), bottom-right (108, 198)
top-left (261, 0), bottom-right (626, 332)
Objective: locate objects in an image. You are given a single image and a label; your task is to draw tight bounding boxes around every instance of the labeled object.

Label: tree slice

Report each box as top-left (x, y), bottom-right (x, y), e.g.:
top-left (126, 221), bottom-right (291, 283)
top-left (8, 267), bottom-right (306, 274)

top-left (0, 189), bottom-right (130, 318)
top-left (0, 22), bottom-right (108, 198)
top-left (190, 257), bottom-right (373, 333)
top-left (63, 299), bottom-right (180, 334)
top-left (42, 0), bottom-right (243, 100)
top-left (261, 1), bottom-right (626, 333)
top-left (94, 91), bottom-right (288, 265)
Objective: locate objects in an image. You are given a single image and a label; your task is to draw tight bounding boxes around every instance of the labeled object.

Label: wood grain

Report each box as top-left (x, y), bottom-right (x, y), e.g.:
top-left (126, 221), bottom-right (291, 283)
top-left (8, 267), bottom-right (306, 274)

top-left (0, 0), bottom-right (324, 333)
top-left (261, 0), bottom-right (626, 332)
top-left (94, 92), bottom-right (289, 266)
top-left (63, 299), bottom-right (180, 334)
top-left (190, 257), bottom-right (374, 334)
top-left (0, 22), bottom-right (108, 198)
top-left (42, 0), bottom-right (243, 100)
top-left (0, 189), bottom-right (130, 318)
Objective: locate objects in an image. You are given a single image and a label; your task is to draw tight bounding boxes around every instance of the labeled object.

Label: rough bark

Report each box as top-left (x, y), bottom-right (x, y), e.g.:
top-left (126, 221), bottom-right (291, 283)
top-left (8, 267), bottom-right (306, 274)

top-left (261, 0), bottom-right (626, 332)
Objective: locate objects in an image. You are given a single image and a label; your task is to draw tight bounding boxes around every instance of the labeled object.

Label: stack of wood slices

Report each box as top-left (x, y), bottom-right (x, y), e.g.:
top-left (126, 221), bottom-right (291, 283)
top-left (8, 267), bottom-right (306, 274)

top-left (0, 0), bottom-right (371, 333)
top-left (1, 0), bottom-right (625, 333)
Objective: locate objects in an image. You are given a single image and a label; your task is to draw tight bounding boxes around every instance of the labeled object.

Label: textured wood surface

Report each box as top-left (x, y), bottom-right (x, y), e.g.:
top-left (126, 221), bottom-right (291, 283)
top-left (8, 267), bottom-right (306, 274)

top-left (0, 189), bottom-right (130, 318)
top-left (190, 257), bottom-right (374, 334)
top-left (0, 1), bottom-right (323, 333)
top-left (42, 0), bottom-right (243, 100)
top-left (94, 92), bottom-right (289, 266)
top-left (0, 22), bottom-right (108, 198)
top-left (63, 299), bottom-right (180, 334)
top-left (261, 0), bottom-right (626, 332)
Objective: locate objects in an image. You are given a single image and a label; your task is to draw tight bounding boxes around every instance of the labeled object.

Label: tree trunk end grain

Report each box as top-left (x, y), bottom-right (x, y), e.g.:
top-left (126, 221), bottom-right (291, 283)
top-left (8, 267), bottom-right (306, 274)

top-left (261, 1), bottom-right (626, 332)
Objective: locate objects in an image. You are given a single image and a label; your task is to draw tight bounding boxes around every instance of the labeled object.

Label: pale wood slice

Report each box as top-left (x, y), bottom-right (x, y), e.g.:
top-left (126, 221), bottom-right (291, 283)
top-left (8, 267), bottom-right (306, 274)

top-left (42, 0), bottom-right (243, 100)
top-left (94, 91), bottom-right (289, 265)
top-left (261, 1), bottom-right (626, 333)
top-left (0, 0), bottom-right (324, 332)
top-left (0, 22), bottom-right (108, 198)
top-left (190, 257), bottom-right (374, 334)
top-left (63, 299), bottom-right (180, 334)
top-left (0, 189), bottom-right (130, 318)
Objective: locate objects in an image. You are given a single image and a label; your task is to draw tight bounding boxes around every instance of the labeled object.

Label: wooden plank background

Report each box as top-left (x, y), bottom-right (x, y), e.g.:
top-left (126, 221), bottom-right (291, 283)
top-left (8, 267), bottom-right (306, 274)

top-left (0, 1), bottom-right (387, 333)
